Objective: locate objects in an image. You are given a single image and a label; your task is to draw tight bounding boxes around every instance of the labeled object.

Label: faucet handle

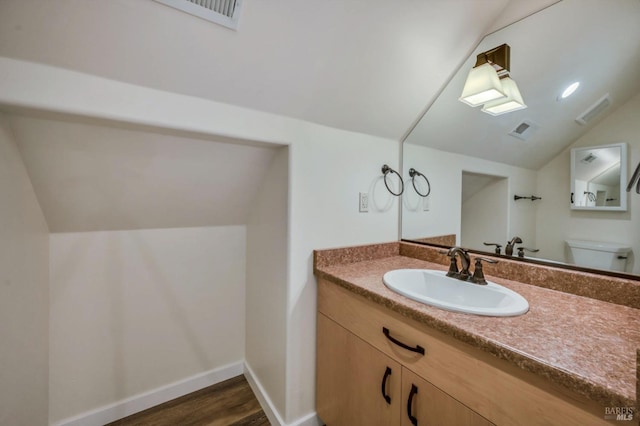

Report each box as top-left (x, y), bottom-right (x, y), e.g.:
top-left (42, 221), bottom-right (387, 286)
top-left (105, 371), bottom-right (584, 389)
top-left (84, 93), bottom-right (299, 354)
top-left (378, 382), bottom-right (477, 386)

top-left (483, 242), bottom-right (502, 254)
top-left (443, 250), bottom-right (459, 277)
top-left (470, 257), bottom-right (498, 285)
top-left (517, 247), bottom-right (540, 258)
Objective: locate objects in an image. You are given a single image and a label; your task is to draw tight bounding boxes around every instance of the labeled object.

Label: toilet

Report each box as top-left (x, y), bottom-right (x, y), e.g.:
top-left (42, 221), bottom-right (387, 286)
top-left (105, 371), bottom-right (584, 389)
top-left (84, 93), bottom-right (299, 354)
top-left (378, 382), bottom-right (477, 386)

top-left (565, 239), bottom-right (632, 272)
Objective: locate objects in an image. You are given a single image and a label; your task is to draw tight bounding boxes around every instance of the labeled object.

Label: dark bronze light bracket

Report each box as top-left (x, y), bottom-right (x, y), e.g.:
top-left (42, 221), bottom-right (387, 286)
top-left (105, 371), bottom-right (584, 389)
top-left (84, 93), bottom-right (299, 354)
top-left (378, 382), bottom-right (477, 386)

top-left (474, 43), bottom-right (511, 77)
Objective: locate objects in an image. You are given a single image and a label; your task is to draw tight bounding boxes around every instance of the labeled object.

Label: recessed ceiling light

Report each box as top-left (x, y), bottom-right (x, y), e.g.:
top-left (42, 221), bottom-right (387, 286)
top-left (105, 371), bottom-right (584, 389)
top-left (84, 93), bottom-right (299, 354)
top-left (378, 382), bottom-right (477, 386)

top-left (560, 82), bottom-right (580, 99)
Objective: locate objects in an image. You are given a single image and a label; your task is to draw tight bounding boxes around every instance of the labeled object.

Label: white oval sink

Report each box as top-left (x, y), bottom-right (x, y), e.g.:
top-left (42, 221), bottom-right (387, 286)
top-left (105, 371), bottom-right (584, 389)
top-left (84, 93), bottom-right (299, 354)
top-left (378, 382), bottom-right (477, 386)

top-left (383, 269), bottom-right (529, 317)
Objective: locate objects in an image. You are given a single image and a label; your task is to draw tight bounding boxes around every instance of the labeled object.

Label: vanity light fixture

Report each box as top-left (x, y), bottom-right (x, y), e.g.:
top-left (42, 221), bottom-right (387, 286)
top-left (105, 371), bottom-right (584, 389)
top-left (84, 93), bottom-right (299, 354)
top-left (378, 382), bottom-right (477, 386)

top-left (459, 62), bottom-right (506, 106)
top-left (482, 77), bottom-right (526, 115)
top-left (459, 44), bottom-right (526, 115)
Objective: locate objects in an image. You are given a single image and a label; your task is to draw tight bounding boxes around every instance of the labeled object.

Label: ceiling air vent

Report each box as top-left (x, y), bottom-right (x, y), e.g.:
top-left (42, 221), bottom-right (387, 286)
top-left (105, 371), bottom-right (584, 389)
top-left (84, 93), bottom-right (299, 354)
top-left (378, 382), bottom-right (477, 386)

top-left (575, 94), bottom-right (611, 125)
top-left (580, 153), bottom-right (597, 164)
top-left (508, 120), bottom-right (539, 141)
top-left (154, 0), bottom-right (242, 30)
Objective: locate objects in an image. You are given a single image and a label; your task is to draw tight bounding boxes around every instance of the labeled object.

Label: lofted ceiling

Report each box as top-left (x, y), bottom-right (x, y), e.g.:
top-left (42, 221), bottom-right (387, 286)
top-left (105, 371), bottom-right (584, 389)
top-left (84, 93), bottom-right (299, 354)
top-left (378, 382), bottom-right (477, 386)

top-left (8, 113), bottom-right (280, 232)
top-left (0, 0), bottom-right (556, 141)
top-left (0, 0), bottom-right (558, 233)
top-left (405, 0), bottom-right (640, 170)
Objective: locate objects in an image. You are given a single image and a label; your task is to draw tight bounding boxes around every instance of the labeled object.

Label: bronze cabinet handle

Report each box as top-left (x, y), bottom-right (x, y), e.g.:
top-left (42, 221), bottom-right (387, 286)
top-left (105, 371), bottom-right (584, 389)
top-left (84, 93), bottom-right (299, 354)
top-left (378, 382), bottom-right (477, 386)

top-left (381, 367), bottom-right (392, 404)
top-left (407, 384), bottom-right (418, 426)
top-left (382, 327), bottom-right (425, 355)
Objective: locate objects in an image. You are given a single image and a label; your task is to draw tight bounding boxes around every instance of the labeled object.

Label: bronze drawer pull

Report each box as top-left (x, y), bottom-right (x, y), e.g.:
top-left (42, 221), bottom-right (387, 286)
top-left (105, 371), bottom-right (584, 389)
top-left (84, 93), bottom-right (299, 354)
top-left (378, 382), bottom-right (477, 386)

top-left (407, 384), bottom-right (418, 425)
top-left (381, 366), bottom-right (392, 404)
top-left (382, 327), bottom-right (425, 355)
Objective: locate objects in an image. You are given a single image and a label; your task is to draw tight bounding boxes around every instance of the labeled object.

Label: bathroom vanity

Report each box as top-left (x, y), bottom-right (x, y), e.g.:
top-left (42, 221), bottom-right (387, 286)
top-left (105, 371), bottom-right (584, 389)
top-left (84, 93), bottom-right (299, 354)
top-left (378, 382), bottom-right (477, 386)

top-left (314, 242), bottom-right (640, 425)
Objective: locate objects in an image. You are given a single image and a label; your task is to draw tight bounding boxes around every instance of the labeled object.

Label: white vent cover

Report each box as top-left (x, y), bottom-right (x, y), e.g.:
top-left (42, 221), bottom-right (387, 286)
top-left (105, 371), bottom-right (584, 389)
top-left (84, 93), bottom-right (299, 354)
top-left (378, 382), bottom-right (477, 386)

top-left (154, 0), bottom-right (242, 30)
top-left (575, 94), bottom-right (611, 125)
top-left (508, 120), bottom-right (539, 141)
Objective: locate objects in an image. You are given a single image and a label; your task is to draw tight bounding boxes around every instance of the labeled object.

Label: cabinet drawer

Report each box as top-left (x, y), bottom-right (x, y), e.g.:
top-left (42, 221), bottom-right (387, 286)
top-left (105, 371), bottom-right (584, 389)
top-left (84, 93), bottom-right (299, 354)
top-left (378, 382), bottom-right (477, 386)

top-left (317, 279), bottom-right (613, 426)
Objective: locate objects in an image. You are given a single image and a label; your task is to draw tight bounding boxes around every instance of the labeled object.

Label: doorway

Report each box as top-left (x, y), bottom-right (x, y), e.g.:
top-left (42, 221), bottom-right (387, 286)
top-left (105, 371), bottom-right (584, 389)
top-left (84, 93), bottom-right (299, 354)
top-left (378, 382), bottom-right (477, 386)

top-left (460, 171), bottom-right (509, 252)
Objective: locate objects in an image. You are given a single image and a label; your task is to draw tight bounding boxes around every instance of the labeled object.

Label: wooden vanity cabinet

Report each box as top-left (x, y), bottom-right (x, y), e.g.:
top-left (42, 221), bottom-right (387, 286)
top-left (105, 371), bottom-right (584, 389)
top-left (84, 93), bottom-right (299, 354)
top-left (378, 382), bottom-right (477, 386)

top-left (317, 313), bottom-right (489, 426)
top-left (316, 278), bottom-right (615, 426)
top-left (317, 314), bottom-right (402, 425)
top-left (401, 368), bottom-right (493, 426)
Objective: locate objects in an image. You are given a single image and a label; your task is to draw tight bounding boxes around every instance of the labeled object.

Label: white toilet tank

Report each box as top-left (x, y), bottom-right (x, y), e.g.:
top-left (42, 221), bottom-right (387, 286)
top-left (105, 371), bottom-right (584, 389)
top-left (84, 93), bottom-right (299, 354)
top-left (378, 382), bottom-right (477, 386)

top-left (565, 239), bottom-right (631, 272)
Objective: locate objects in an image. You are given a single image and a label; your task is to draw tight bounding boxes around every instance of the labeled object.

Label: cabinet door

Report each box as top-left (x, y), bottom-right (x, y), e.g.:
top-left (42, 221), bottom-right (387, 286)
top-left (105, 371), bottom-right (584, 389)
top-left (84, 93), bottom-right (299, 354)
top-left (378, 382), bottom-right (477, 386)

top-left (317, 313), bottom-right (402, 426)
top-left (402, 368), bottom-right (493, 426)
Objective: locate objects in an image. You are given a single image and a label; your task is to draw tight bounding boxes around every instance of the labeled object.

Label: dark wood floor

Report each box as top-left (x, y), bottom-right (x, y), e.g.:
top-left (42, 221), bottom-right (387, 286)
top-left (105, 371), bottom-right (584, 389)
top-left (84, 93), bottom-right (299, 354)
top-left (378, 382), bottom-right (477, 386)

top-left (107, 375), bottom-right (270, 426)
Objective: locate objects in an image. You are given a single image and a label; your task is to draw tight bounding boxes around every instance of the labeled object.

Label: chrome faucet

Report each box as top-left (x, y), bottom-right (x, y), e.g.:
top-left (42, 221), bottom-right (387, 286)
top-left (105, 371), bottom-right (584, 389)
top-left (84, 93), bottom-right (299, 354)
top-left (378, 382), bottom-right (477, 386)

top-left (505, 236), bottom-right (523, 256)
top-left (444, 247), bottom-right (498, 285)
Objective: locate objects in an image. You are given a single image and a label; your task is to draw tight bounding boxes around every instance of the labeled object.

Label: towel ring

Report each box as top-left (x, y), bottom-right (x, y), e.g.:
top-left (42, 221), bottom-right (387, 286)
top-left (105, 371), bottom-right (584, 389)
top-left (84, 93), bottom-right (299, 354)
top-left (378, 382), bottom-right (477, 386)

top-left (381, 164), bottom-right (404, 196)
top-left (408, 168), bottom-right (431, 197)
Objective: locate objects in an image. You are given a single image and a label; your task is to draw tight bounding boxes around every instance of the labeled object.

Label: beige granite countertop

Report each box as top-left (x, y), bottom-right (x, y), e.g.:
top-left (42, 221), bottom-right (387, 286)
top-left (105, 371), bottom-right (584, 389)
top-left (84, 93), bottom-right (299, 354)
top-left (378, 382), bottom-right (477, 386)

top-left (314, 244), bottom-right (640, 410)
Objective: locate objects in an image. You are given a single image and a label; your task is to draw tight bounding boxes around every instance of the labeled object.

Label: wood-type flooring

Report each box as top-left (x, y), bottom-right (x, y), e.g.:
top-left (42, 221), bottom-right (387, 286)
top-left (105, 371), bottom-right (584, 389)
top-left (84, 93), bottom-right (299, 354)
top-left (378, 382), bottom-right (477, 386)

top-left (107, 375), bottom-right (270, 426)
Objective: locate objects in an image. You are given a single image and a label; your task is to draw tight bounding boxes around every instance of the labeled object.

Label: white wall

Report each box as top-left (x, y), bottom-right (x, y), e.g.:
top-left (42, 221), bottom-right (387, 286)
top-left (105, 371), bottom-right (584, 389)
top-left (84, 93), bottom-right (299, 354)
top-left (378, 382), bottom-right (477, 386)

top-left (246, 147), bottom-right (289, 421)
top-left (402, 143), bottom-right (538, 250)
top-left (0, 58), bottom-right (400, 424)
top-left (287, 130), bottom-right (400, 422)
top-left (49, 226), bottom-right (246, 423)
top-left (536, 92), bottom-right (640, 273)
top-left (0, 113), bottom-right (49, 425)
top-left (461, 177), bottom-right (509, 251)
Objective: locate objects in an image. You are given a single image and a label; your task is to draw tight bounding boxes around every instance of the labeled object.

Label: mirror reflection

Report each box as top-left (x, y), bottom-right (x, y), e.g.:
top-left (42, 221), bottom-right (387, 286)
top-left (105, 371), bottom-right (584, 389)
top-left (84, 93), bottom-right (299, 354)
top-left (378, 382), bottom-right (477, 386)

top-left (401, 0), bottom-right (640, 276)
top-left (570, 143), bottom-right (626, 210)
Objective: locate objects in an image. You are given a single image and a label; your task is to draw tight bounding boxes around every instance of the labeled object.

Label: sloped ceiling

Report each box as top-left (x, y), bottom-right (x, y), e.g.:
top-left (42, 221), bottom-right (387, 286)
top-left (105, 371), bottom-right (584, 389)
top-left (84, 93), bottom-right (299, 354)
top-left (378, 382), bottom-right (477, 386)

top-left (0, 0), bottom-right (558, 233)
top-left (0, 0), bottom-right (555, 141)
top-left (9, 114), bottom-right (280, 232)
top-left (405, 0), bottom-right (640, 170)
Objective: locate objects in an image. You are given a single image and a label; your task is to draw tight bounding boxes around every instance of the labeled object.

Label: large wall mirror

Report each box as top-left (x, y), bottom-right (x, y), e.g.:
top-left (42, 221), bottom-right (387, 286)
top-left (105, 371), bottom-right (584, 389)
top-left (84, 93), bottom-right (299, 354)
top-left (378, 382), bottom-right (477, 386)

top-left (401, 0), bottom-right (640, 278)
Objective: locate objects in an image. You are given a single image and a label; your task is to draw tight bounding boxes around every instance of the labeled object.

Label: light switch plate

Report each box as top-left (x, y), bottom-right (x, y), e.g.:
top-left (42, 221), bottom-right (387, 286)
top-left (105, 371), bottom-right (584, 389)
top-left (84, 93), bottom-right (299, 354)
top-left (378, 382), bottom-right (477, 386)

top-left (359, 192), bottom-right (369, 212)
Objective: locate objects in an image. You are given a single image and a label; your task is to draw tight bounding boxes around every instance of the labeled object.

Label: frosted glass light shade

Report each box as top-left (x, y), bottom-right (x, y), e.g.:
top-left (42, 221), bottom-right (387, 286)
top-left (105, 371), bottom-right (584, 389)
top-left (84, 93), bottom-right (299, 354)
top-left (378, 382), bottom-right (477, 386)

top-left (481, 77), bottom-right (527, 116)
top-left (459, 63), bottom-right (506, 107)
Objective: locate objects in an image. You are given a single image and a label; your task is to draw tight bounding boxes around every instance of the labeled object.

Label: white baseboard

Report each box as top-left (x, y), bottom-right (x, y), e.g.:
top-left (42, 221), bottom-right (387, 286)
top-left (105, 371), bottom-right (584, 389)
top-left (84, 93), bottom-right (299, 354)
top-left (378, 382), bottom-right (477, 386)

top-left (289, 411), bottom-right (323, 426)
top-left (243, 361), bottom-right (287, 425)
top-left (51, 361), bottom-right (244, 426)
top-left (243, 362), bottom-right (321, 426)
